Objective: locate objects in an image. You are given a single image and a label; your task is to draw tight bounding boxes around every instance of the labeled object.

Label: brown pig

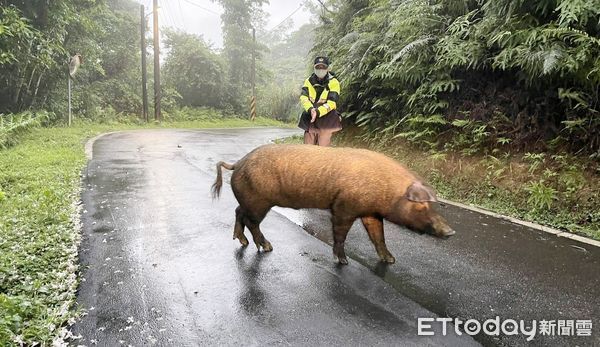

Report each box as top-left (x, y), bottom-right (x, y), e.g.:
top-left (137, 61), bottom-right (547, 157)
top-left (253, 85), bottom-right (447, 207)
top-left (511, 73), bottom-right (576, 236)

top-left (211, 144), bottom-right (455, 264)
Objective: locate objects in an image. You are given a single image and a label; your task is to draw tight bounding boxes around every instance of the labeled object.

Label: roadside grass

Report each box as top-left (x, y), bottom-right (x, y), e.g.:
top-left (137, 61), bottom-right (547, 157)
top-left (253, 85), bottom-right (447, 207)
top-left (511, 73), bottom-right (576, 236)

top-left (279, 130), bottom-right (599, 240)
top-left (0, 112), bottom-right (49, 149)
top-left (0, 116), bottom-right (290, 346)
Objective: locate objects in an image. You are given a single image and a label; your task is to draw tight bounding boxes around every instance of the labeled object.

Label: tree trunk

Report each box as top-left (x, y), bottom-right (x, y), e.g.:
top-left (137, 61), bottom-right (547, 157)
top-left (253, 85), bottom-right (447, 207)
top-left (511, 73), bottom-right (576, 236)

top-left (19, 66), bottom-right (38, 110)
top-left (13, 63), bottom-right (28, 108)
top-left (30, 72), bottom-right (44, 109)
top-left (26, 66), bottom-right (37, 93)
top-left (13, 40), bottom-right (35, 110)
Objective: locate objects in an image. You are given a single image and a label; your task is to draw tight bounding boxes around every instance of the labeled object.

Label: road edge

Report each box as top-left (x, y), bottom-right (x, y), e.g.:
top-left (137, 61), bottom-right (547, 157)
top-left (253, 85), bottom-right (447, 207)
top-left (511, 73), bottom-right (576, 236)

top-left (85, 131), bottom-right (115, 160)
top-left (438, 198), bottom-right (600, 248)
top-left (84, 127), bottom-right (297, 160)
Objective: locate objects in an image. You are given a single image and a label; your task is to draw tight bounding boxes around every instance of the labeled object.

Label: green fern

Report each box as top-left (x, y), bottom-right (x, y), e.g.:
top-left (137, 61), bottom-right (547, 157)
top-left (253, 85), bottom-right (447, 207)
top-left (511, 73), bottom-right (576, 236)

top-left (311, 0), bottom-right (600, 154)
top-left (526, 180), bottom-right (557, 210)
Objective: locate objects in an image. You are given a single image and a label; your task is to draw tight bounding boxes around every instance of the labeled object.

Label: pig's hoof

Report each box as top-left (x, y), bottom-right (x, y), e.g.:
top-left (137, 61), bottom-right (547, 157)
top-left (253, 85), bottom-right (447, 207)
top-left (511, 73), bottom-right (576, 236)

top-left (234, 233), bottom-right (249, 247)
top-left (262, 242), bottom-right (273, 252)
top-left (383, 255), bottom-right (395, 264)
top-left (338, 257), bottom-right (349, 265)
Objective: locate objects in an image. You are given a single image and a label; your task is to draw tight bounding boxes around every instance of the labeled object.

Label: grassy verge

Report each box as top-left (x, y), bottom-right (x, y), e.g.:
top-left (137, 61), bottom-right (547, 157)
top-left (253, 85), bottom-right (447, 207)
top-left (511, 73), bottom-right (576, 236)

top-left (0, 116), bottom-right (289, 346)
top-left (0, 112), bottom-right (49, 149)
top-left (279, 130), bottom-right (599, 240)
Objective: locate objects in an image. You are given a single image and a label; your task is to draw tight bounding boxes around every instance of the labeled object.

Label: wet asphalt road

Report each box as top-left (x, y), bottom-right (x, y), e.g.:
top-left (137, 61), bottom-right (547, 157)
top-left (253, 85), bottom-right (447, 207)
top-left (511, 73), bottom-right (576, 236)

top-left (73, 128), bottom-right (477, 346)
top-left (279, 207), bottom-right (600, 346)
top-left (72, 128), bottom-right (598, 346)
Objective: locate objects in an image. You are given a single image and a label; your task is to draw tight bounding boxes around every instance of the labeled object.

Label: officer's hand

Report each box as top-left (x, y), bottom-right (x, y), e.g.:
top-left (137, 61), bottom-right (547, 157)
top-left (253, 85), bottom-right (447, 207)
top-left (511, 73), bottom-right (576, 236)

top-left (310, 108), bottom-right (317, 123)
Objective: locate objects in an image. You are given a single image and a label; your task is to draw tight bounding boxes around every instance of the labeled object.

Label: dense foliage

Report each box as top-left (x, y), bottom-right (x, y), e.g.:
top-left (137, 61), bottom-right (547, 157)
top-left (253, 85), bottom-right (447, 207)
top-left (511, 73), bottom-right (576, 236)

top-left (0, 0), bottom-right (143, 121)
top-left (0, 0), bottom-right (309, 125)
top-left (0, 111), bottom-right (48, 149)
top-left (214, 0), bottom-right (268, 113)
top-left (160, 0), bottom-right (281, 117)
top-left (312, 0), bottom-right (600, 156)
top-left (257, 23), bottom-right (315, 121)
top-left (162, 29), bottom-right (228, 110)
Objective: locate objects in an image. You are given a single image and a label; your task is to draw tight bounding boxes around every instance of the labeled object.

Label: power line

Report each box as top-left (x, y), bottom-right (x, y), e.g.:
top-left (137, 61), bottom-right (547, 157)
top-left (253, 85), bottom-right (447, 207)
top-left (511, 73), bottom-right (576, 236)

top-left (168, 1), bottom-right (181, 27)
top-left (259, 4), bottom-right (303, 38)
top-left (158, 10), bottom-right (171, 28)
top-left (177, 0), bottom-right (187, 27)
top-left (182, 0), bottom-right (221, 15)
top-left (164, 1), bottom-right (178, 28)
top-left (160, 1), bottom-right (178, 29)
top-left (315, 0), bottom-right (334, 14)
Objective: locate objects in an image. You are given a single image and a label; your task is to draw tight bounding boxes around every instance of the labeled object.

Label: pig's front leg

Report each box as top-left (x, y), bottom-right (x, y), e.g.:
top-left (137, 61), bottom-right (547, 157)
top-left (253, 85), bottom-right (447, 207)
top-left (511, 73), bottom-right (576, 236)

top-left (361, 216), bottom-right (395, 264)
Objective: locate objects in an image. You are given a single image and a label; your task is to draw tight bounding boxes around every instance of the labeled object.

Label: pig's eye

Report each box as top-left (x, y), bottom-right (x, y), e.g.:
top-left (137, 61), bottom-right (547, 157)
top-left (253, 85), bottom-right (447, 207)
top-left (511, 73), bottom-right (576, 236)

top-left (413, 203), bottom-right (427, 212)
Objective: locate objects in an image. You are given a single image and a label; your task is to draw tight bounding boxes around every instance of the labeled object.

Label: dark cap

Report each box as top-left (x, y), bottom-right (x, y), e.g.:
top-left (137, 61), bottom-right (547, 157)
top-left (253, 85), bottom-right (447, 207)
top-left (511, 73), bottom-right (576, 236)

top-left (314, 56), bottom-right (330, 67)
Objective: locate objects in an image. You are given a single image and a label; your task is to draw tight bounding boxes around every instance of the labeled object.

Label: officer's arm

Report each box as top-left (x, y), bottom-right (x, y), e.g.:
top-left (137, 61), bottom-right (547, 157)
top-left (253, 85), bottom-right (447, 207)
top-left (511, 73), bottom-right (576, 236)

top-left (299, 79), bottom-right (314, 112)
top-left (316, 78), bottom-right (340, 117)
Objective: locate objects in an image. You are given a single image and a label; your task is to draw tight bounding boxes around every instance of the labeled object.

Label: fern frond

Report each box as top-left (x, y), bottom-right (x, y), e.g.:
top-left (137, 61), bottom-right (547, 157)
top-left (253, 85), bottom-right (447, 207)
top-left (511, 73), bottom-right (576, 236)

top-left (390, 36), bottom-right (435, 63)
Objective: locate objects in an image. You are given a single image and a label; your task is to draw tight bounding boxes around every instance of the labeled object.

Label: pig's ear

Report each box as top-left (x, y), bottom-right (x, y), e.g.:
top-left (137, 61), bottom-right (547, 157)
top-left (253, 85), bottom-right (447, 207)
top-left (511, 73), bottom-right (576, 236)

top-left (404, 182), bottom-right (437, 202)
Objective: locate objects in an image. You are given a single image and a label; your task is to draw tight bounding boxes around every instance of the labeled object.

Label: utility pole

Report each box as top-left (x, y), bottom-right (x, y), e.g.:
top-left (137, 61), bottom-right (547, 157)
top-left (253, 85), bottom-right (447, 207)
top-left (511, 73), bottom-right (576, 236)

top-left (68, 53), bottom-right (82, 126)
top-left (68, 73), bottom-right (72, 126)
top-left (140, 4), bottom-right (149, 122)
top-left (153, 0), bottom-right (161, 121)
top-left (250, 27), bottom-right (256, 121)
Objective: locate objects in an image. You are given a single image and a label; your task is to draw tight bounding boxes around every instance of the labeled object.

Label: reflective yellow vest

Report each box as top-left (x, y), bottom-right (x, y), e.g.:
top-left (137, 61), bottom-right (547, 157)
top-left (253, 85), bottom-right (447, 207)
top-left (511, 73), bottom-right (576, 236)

top-left (299, 73), bottom-right (340, 117)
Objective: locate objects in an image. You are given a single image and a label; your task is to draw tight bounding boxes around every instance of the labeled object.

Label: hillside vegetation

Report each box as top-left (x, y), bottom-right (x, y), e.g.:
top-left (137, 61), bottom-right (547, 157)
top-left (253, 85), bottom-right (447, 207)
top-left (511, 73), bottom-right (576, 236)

top-left (312, 0), bottom-right (599, 156)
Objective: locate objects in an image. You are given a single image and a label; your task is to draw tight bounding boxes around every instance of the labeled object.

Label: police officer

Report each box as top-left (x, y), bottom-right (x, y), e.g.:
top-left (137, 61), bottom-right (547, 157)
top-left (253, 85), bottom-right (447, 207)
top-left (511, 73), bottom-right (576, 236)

top-left (298, 56), bottom-right (342, 146)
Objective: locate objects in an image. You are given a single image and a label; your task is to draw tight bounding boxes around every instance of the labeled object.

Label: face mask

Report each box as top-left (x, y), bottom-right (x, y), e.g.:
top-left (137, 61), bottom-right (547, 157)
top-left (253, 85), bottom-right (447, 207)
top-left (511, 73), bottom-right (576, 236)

top-left (315, 68), bottom-right (328, 79)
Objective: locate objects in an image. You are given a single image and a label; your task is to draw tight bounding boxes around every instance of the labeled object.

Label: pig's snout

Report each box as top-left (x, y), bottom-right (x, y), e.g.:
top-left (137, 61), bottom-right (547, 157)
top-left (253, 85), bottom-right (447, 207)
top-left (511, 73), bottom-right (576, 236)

top-left (431, 215), bottom-right (456, 238)
top-left (446, 229), bottom-right (456, 236)
top-left (438, 227), bottom-right (456, 237)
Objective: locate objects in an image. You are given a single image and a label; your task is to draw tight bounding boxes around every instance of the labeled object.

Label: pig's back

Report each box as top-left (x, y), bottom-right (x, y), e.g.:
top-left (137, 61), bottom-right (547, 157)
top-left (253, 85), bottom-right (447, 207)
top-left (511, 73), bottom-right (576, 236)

top-left (232, 144), bottom-right (416, 210)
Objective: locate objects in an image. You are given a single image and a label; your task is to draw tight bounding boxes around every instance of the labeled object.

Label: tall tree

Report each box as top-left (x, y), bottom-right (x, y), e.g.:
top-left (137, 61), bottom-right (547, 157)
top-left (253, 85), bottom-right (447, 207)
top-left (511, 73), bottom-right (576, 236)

top-left (71, 0), bottom-right (143, 117)
top-left (214, 0), bottom-right (267, 112)
top-left (162, 29), bottom-right (227, 109)
top-left (0, 0), bottom-right (90, 113)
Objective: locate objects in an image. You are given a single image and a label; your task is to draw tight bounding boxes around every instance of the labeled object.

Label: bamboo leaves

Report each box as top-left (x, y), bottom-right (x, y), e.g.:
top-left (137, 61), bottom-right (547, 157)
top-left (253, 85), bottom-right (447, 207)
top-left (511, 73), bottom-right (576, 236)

top-left (312, 0), bottom-right (600, 154)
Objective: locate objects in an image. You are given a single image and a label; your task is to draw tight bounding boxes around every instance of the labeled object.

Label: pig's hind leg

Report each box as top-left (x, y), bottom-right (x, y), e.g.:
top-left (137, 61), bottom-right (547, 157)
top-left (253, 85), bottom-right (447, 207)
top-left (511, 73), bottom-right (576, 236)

top-left (234, 206), bottom-right (250, 247)
top-left (240, 203), bottom-right (273, 252)
top-left (331, 214), bottom-right (354, 265)
top-left (361, 216), bottom-right (395, 264)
